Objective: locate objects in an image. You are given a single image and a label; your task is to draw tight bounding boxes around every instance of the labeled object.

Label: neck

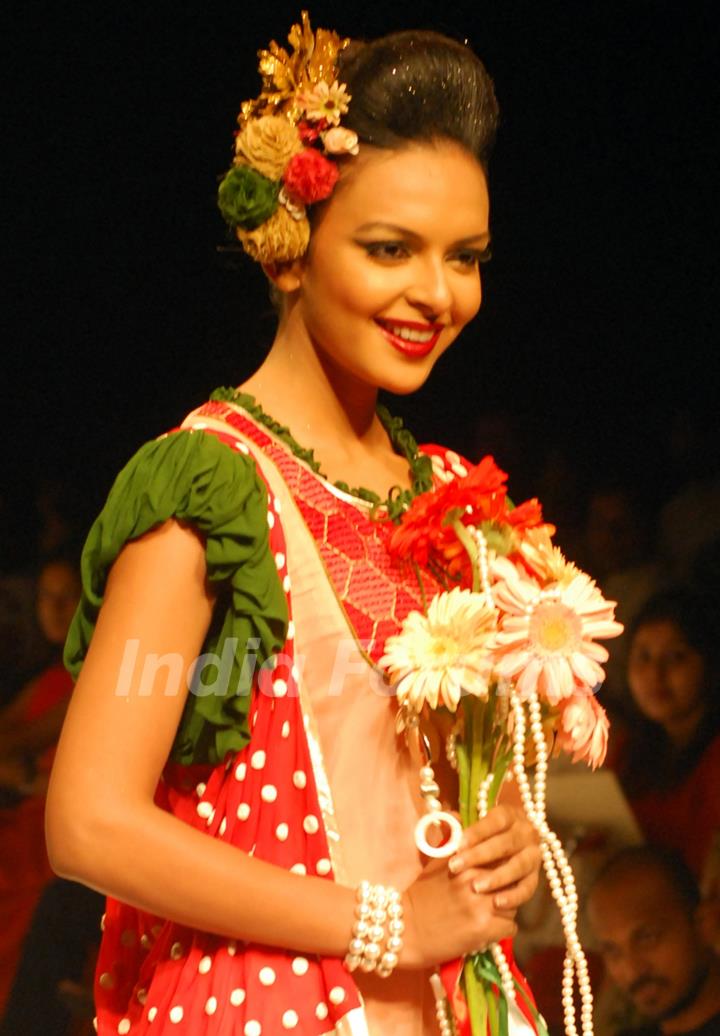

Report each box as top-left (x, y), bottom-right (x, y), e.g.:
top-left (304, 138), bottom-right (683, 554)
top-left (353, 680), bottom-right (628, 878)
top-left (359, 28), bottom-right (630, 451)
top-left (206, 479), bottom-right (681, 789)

top-left (240, 309), bottom-right (381, 451)
top-left (661, 955), bottom-right (720, 1034)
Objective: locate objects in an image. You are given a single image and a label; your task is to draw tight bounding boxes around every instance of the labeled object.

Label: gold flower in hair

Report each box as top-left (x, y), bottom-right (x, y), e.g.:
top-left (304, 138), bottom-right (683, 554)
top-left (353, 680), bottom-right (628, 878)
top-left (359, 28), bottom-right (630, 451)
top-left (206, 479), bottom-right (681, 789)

top-left (236, 204), bottom-right (310, 264)
top-left (235, 115), bottom-right (303, 180)
top-left (239, 10), bottom-right (350, 128)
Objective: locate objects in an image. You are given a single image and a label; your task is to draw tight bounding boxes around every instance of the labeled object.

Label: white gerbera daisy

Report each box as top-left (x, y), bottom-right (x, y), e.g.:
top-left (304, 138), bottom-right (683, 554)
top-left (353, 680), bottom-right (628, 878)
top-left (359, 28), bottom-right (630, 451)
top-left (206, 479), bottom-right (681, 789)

top-left (380, 587), bottom-right (496, 713)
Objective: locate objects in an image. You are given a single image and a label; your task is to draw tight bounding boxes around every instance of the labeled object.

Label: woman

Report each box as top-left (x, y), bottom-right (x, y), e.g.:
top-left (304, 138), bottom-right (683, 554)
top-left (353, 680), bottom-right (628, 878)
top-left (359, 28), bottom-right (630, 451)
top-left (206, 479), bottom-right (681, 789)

top-left (47, 17), bottom-right (543, 1035)
top-left (616, 589), bottom-right (720, 880)
top-left (0, 552), bottom-right (80, 1012)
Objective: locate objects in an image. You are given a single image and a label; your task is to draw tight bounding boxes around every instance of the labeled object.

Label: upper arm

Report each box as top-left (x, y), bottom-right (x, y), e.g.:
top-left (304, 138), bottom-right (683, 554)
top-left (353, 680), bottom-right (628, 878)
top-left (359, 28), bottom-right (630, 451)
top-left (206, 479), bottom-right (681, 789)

top-left (47, 519), bottom-right (216, 839)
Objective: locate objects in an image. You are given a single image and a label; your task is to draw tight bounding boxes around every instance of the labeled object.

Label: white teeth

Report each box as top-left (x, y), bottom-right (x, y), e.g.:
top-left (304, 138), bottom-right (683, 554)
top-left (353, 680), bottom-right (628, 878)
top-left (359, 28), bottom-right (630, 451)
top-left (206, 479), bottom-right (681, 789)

top-left (383, 324), bottom-right (435, 343)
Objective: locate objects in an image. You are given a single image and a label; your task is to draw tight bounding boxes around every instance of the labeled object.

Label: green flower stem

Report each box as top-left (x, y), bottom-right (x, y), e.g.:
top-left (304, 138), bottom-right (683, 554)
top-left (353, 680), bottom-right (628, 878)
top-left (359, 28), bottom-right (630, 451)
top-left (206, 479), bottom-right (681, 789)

top-left (467, 698), bottom-right (488, 829)
top-left (463, 958), bottom-right (487, 1036)
top-left (487, 982), bottom-right (500, 1035)
top-left (462, 698), bottom-right (492, 1034)
top-left (455, 737), bottom-right (472, 832)
top-left (457, 699), bottom-right (518, 1034)
top-left (450, 518), bottom-right (481, 593)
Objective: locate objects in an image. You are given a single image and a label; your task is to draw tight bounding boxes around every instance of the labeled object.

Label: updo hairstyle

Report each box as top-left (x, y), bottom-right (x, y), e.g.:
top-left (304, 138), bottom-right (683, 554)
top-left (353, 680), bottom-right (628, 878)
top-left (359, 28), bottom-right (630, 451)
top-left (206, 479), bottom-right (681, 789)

top-left (338, 30), bottom-right (499, 168)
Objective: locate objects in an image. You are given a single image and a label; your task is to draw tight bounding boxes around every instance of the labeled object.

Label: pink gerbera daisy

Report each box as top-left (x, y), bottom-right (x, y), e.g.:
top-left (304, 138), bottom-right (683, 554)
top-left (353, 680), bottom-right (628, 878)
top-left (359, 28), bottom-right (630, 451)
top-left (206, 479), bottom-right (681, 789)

top-left (490, 556), bottom-right (623, 705)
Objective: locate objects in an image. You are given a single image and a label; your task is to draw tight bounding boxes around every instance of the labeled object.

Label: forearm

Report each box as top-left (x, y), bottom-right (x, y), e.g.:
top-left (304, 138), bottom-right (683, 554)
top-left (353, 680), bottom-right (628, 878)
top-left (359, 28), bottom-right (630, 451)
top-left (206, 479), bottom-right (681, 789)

top-left (46, 798), bottom-right (358, 959)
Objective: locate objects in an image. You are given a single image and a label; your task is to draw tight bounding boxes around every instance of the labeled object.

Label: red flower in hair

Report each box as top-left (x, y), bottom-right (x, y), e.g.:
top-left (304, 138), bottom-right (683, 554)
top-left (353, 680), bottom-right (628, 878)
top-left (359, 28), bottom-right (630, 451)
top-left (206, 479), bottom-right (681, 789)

top-left (297, 119), bottom-right (326, 144)
top-left (283, 148), bottom-right (339, 204)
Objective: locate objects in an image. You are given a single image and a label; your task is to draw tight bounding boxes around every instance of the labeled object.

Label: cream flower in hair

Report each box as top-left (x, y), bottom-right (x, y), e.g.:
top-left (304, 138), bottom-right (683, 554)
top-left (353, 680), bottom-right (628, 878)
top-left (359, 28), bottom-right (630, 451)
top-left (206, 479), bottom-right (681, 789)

top-left (235, 115), bottom-right (303, 181)
top-left (298, 80), bottom-right (351, 125)
top-left (323, 126), bottom-right (359, 155)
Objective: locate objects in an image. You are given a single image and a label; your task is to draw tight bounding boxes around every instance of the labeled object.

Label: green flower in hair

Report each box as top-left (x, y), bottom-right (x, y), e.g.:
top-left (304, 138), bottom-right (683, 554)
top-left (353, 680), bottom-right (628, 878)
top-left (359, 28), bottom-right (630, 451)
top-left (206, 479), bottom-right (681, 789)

top-left (218, 165), bottom-right (280, 231)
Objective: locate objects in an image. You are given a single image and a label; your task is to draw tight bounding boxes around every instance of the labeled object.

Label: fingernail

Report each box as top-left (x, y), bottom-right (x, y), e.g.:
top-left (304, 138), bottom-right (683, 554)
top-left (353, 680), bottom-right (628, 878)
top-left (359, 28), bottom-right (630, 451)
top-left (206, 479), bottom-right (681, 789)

top-left (448, 856), bottom-right (463, 874)
top-left (494, 894), bottom-right (507, 908)
top-left (473, 878), bottom-right (490, 893)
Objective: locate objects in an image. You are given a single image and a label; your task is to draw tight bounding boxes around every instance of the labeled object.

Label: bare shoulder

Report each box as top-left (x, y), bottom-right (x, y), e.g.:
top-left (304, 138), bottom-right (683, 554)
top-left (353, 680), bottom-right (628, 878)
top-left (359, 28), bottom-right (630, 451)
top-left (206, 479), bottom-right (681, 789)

top-left (48, 519), bottom-right (217, 817)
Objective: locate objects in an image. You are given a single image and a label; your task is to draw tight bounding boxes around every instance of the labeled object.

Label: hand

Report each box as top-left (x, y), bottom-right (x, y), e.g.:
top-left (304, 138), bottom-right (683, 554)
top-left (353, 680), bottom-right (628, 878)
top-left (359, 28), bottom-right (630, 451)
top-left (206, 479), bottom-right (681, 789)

top-left (401, 855), bottom-right (518, 969)
top-left (447, 804), bottom-right (541, 911)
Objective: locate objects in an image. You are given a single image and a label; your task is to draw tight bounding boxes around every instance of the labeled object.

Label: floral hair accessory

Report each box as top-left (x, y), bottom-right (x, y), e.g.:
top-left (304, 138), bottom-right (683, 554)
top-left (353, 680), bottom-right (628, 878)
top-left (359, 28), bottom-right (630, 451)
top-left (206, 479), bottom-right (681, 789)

top-left (218, 11), bottom-right (353, 264)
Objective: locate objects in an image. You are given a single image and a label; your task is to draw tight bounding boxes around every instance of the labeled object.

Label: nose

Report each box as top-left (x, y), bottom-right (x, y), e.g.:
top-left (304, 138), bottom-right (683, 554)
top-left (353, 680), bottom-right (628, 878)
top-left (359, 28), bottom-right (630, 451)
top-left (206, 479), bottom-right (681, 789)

top-left (406, 255), bottom-right (453, 317)
top-left (638, 658), bottom-right (668, 695)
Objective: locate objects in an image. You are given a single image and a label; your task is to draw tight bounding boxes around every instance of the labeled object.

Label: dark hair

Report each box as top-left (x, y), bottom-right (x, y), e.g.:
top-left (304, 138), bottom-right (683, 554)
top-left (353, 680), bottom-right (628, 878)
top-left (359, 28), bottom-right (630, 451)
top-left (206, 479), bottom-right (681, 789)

top-left (590, 845), bottom-right (700, 914)
top-left (338, 30), bottom-right (499, 168)
top-left (629, 588), bottom-right (718, 670)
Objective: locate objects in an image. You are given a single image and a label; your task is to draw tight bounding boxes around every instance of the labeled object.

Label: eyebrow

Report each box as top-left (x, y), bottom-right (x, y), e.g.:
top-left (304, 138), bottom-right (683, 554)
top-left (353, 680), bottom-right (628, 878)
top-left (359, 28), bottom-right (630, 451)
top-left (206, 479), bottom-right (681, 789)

top-left (354, 222), bottom-right (491, 247)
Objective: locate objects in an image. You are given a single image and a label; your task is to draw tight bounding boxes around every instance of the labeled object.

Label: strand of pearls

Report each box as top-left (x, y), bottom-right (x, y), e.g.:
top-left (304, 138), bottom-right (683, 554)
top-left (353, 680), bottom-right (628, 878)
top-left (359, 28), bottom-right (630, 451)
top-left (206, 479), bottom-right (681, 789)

top-left (430, 972), bottom-right (457, 1036)
top-left (474, 526), bottom-right (494, 610)
top-left (446, 731), bottom-right (458, 772)
top-left (345, 881), bottom-right (404, 978)
top-left (510, 690), bottom-right (594, 1036)
top-left (472, 528), bottom-right (517, 1001)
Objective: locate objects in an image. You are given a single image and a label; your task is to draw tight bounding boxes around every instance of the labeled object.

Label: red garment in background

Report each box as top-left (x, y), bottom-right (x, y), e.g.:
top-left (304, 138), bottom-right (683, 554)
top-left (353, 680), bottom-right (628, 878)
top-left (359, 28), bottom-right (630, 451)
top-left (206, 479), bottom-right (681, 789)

top-left (619, 732), bottom-right (720, 879)
top-left (0, 662), bottom-right (73, 1012)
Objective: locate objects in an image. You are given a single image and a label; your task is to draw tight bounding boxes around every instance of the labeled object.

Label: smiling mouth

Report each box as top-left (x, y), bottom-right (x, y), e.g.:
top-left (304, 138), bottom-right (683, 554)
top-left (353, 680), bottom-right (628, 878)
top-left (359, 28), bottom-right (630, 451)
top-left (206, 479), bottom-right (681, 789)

top-left (375, 319), bottom-right (444, 356)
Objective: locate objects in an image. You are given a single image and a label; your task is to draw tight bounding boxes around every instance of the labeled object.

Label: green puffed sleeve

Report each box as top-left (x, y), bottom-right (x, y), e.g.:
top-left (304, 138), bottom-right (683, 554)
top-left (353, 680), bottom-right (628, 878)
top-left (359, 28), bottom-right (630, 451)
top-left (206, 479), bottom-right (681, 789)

top-left (64, 428), bottom-right (288, 764)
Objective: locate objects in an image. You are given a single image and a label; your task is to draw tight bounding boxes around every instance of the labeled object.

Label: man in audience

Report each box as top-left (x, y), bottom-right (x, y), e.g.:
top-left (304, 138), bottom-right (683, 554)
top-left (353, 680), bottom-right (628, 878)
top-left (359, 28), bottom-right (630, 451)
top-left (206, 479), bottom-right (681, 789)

top-left (587, 846), bottom-right (720, 1035)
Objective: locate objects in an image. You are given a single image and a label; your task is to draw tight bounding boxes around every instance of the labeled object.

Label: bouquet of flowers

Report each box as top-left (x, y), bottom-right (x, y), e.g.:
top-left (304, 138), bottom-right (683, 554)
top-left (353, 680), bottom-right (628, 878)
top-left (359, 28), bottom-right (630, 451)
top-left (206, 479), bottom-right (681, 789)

top-left (380, 450), bottom-right (622, 1036)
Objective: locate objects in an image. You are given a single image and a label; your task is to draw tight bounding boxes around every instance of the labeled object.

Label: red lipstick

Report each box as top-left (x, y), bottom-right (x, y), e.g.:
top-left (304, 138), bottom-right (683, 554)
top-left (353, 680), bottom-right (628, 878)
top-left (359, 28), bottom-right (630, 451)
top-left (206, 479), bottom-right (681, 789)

top-left (375, 319), bottom-right (443, 358)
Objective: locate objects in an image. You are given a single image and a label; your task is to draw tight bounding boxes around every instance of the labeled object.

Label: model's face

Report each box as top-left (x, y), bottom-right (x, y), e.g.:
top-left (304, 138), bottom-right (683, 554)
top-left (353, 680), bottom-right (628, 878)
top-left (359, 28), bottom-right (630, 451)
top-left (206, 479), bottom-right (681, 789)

top-left (627, 620), bottom-right (706, 728)
top-left (293, 139), bottom-right (490, 395)
top-left (36, 561), bottom-right (80, 644)
top-left (589, 869), bottom-right (705, 1021)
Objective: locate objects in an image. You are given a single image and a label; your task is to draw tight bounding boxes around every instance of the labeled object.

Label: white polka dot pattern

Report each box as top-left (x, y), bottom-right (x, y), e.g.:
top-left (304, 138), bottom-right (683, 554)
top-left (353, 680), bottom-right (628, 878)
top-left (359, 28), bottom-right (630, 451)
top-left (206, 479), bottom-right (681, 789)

top-left (258, 966), bottom-right (275, 986)
top-left (89, 419), bottom-right (364, 1033)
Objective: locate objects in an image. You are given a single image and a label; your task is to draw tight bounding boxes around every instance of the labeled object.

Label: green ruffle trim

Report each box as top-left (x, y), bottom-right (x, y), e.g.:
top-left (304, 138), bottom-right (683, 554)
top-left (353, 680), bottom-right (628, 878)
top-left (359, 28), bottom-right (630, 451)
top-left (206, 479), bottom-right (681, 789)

top-left (64, 428), bottom-right (288, 765)
top-left (210, 387), bottom-right (434, 522)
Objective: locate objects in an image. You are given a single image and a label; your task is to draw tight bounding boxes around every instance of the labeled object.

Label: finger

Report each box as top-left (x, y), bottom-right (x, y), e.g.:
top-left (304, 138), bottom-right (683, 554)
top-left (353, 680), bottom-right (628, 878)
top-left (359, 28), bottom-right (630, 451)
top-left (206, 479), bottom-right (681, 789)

top-left (469, 847), bottom-right (541, 892)
top-left (459, 805), bottom-right (516, 849)
top-left (492, 871), bottom-right (540, 911)
top-left (451, 827), bottom-right (530, 871)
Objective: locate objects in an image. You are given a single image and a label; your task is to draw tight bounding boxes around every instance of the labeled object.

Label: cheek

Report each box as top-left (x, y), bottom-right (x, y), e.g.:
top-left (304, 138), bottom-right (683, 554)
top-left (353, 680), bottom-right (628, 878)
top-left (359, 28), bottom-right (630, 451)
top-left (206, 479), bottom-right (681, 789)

top-left (455, 275), bottom-right (482, 322)
top-left (670, 661), bottom-right (706, 708)
top-left (627, 663), bottom-right (651, 700)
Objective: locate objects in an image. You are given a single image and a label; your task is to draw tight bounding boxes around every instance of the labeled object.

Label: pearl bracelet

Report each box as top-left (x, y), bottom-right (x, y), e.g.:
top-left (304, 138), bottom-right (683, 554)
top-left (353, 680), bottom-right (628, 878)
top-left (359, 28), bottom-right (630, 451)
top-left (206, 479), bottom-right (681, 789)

top-left (344, 881), bottom-right (404, 978)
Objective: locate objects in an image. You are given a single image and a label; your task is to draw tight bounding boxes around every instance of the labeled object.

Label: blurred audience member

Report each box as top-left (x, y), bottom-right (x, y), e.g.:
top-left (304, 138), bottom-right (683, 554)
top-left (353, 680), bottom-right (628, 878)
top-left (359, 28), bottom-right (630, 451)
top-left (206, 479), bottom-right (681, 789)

top-left (582, 486), bottom-right (662, 714)
top-left (0, 551), bottom-right (80, 1012)
top-left (612, 591), bottom-right (720, 893)
top-left (588, 847), bottom-right (720, 1035)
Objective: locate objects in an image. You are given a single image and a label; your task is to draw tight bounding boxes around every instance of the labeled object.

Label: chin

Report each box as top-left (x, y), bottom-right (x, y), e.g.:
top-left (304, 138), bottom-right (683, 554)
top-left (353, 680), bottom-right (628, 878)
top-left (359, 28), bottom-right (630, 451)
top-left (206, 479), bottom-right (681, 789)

top-left (375, 365), bottom-right (438, 397)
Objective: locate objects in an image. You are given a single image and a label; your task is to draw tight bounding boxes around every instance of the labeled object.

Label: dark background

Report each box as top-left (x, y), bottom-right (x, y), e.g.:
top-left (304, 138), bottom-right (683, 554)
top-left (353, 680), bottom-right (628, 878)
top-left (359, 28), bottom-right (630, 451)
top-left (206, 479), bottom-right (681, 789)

top-left (4, 0), bottom-right (719, 542)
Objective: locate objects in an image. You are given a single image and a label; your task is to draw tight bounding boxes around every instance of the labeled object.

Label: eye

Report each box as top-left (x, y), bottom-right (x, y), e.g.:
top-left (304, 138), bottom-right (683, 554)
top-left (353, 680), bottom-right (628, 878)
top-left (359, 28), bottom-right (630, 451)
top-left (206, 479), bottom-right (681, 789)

top-left (451, 246), bottom-right (492, 268)
top-left (360, 240), bottom-right (411, 261)
top-left (635, 926), bottom-right (662, 949)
